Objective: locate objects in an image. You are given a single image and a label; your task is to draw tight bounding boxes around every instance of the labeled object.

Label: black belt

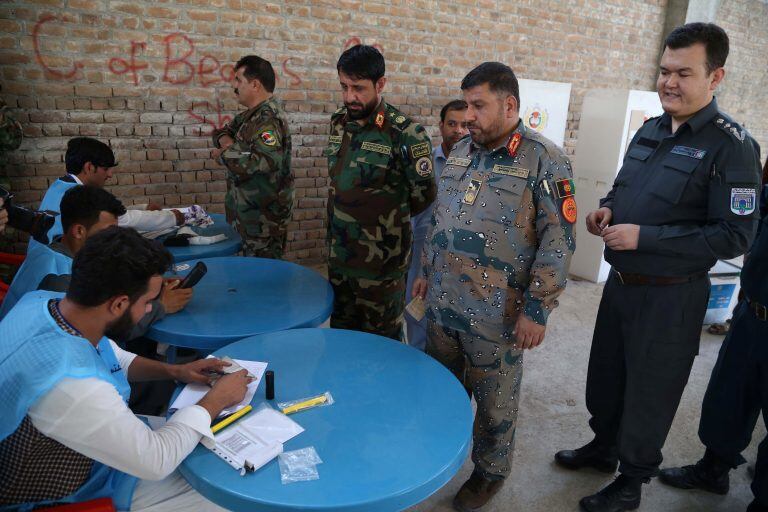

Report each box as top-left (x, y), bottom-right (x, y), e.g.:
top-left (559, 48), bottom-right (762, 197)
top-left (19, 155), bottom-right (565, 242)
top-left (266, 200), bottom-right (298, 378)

top-left (612, 269), bottom-right (707, 286)
top-left (747, 298), bottom-right (768, 322)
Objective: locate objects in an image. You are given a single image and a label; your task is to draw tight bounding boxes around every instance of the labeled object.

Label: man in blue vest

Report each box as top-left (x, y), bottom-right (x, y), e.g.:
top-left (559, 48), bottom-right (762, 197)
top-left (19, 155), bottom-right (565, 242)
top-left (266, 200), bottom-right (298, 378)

top-left (0, 227), bottom-right (248, 511)
top-left (0, 186), bottom-right (193, 334)
top-left (39, 137), bottom-right (185, 242)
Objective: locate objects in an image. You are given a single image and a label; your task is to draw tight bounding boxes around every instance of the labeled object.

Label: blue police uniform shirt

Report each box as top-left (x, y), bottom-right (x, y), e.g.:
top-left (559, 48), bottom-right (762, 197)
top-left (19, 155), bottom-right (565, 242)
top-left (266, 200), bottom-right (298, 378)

top-left (601, 98), bottom-right (762, 276)
top-left (38, 175), bottom-right (79, 242)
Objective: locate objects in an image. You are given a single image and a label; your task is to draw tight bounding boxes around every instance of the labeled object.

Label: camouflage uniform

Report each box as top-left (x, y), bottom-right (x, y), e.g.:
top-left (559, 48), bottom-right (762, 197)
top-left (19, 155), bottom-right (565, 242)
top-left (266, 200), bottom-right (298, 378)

top-left (326, 100), bottom-right (437, 340)
top-left (213, 97), bottom-right (293, 259)
top-left (423, 123), bottom-right (576, 479)
top-left (0, 99), bottom-right (23, 191)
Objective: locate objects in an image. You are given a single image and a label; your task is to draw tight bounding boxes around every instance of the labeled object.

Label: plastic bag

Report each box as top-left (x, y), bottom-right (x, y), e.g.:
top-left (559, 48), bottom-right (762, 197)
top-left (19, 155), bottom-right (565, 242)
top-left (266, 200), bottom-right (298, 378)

top-left (278, 447), bottom-right (322, 484)
top-left (277, 391), bottom-right (334, 415)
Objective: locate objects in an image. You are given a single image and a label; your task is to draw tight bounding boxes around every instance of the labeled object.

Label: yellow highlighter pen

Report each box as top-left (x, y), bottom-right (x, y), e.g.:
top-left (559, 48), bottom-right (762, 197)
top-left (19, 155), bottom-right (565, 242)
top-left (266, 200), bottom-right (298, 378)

top-left (211, 405), bottom-right (253, 434)
top-left (281, 395), bottom-right (327, 415)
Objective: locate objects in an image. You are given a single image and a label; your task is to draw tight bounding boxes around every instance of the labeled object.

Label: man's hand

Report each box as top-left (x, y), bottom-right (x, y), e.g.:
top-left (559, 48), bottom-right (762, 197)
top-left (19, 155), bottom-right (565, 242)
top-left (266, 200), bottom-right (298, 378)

top-left (212, 135), bottom-right (235, 159)
top-left (513, 314), bottom-right (546, 350)
top-left (160, 279), bottom-right (193, 314)
top-left (412, 277), bottom-right (427, 299)
top-left (585, 207), bottom-right (613, 236)
top-left (602, 224), bottom-right (640, 251)
top-left (197, 369), bottom-right (252, 419)
top-left (172, 357), bottom-right (231, 385)
top-left (0, 198), bottom-right (7, 233)
top-left (171, 209), bottom-right (184, 226)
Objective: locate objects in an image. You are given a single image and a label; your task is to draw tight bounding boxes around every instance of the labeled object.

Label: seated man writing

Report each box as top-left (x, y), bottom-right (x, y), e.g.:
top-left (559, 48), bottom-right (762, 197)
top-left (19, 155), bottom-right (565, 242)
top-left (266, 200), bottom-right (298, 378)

top-left (0, 226), bottom-right (248, 511)
top-left (0, 186), bottom-right (192, 332)
top-left (38, 137), bottom-right (187, 241)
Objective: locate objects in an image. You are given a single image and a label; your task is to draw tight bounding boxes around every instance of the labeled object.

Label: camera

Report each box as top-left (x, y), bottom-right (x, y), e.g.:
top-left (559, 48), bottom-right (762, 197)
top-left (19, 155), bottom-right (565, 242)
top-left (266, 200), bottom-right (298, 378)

top-left (0, 187), bottom-right (55, 244)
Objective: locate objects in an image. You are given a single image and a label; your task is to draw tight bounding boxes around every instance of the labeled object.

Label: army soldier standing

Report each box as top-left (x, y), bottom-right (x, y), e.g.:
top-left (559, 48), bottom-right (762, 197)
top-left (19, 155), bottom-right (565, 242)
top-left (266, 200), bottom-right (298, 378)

top-left (326, 45), bottom-right (436, 340)
top-left (555, 23), bottom-right (762, 512)
top-left (213, 55), bottom-right (293, 259)
top-left (413, 62), bottom-right (576, 511)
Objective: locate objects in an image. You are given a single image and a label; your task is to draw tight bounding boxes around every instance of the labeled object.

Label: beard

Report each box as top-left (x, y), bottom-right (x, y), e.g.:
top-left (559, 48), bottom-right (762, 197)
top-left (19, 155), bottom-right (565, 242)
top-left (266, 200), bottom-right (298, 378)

top-left (105, 307), bottom-right (137, 342)
top-left (345, 97), bottom-right (379, 120)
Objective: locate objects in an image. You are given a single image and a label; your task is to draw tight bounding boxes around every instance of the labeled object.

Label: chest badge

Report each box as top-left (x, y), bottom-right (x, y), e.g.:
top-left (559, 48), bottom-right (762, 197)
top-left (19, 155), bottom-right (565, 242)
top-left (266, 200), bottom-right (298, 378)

top-left (555, 178), bottom-right (575, 198)
top-left (375, 112), bottom-right (385, 129)
top-left (731, 188), bottom-right (756, 216)
top-left (506, 133), bottom-right (522, 157)
top-left (462, 178), bottom-right (483, 205)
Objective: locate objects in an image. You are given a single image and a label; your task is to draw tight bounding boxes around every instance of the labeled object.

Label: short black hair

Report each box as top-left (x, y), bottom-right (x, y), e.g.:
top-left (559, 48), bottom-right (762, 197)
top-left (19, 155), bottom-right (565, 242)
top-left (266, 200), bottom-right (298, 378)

top-left (60, 185), bottom-right (126, 233)
top-left (336, 45), bottom-right (385, 83)
top-left (665, 22), bottom-right (729, 73)
top-left (235, 55), bottom-right (276, 93)
top-left (68, 226), bottom-right (172, 307)
top-left (440, 100), bottom-right (468, 122)
top-left (461, 62), bottom-right (520, 107)
top-left (65, 137), bottom-right (117, 175)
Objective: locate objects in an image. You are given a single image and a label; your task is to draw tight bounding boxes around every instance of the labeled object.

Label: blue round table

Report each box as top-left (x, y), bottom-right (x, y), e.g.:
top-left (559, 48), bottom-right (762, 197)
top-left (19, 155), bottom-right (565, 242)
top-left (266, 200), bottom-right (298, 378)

top-left (148, 257), bottom-right (333, 351)
top-left (178, 328), bottom-right (473, 511)
top-left (166, 213), bottom-right (242, 263)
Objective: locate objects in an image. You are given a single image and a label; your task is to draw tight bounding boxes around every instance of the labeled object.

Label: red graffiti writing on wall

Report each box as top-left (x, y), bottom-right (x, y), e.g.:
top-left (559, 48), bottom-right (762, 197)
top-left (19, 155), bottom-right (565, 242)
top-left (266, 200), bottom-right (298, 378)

top-left (187, 99), bottom-right (232, 136)
top-left (108, 41), bottom-right (148, 86)
top-left (33, 14), bottom-right (85, 80)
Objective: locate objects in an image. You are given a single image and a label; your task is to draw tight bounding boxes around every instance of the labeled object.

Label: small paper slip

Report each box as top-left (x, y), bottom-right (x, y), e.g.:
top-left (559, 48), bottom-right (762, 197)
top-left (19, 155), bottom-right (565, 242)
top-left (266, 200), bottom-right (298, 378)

top-left (168, 358), bottom-right (268, 417)
top-left (405, 296), bottom-right (425, 321)
top-left (202, 406), bottom-right (305, 474)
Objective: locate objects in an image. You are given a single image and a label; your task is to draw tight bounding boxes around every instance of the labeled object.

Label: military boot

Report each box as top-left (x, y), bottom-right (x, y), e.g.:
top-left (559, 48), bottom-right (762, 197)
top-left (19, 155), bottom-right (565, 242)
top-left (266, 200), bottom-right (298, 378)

top-left (579, 474), bottom-right (645, 512)
top-left (452, 471), bottom-right (504, 512)
top-left (555, 439), bottom-right (618, 473)
top-left (659, 452), bottom-right (730, 495)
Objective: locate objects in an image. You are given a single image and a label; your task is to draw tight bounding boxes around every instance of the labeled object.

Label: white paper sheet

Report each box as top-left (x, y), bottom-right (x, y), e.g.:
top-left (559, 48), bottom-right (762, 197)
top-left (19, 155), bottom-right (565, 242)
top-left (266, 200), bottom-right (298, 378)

top-left (169, 358), bottom-right (268, 417)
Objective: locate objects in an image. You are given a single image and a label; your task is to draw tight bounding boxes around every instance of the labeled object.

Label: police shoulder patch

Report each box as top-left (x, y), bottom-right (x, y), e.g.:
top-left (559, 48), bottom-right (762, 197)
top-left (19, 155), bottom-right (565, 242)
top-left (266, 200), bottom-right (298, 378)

top-left (731, 187), bottom-right (756, 216)
top-left (715, 117), bottom-right (747, 143)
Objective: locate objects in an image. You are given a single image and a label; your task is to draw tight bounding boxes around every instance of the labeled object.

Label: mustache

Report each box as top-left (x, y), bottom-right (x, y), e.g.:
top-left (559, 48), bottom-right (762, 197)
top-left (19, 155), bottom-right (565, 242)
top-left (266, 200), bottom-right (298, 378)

top-left (345, 102), bottom-right (364, 109)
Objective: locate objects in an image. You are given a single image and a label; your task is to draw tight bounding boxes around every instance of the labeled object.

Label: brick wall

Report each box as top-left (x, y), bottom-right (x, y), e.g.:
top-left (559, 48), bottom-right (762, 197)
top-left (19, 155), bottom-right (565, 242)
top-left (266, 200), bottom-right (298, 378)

top-left (1, 0), bottom-right (764, 262)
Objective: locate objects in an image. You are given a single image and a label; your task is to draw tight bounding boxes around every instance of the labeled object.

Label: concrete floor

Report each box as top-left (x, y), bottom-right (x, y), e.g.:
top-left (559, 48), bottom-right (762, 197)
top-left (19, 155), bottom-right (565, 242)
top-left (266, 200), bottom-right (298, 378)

top-left (408, 277), bottom-right (764, 512)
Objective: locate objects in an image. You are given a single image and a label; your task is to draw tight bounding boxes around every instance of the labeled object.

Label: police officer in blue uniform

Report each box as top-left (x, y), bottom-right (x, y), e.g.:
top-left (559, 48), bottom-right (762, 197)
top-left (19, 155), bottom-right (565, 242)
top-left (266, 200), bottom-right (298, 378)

top-left (658, 161), bottom-right (768, 512)
top-left (554, 23), bottom-right (762, 512)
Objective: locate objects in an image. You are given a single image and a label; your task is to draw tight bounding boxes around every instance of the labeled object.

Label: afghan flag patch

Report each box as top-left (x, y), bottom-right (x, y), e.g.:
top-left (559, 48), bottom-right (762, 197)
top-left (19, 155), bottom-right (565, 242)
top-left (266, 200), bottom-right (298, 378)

top-left (555, 178), bottom-right (575, 199)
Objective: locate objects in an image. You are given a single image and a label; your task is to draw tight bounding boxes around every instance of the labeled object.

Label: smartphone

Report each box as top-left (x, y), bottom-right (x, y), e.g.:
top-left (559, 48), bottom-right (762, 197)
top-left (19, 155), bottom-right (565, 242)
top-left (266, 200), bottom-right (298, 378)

top-left (178, 261), bottom-right (207, 289)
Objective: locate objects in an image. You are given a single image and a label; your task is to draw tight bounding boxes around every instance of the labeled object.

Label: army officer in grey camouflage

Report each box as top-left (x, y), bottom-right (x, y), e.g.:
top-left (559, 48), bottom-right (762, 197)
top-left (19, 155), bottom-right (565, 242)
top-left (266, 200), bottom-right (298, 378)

top-left (213, 55), bottom-right (293, 259)
top-left (413, 62), bottom-right (575, 512)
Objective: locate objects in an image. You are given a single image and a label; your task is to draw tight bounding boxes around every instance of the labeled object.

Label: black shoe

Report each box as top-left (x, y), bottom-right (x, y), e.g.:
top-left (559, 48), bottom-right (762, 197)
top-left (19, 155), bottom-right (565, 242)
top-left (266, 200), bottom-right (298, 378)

top-left (555, 439), bottom-right (618, 473)
top-left (658, 458), bottom-right (729, 495)
top-left (747, 500), bottom-right (768, 512)
top-left (579, 475), bottom-right (644, 512)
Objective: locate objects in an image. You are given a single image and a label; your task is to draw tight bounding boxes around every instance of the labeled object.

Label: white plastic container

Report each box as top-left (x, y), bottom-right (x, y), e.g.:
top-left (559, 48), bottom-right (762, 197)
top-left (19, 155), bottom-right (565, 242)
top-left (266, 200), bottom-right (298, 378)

top-left (705, 260), bottom-right (742, 325)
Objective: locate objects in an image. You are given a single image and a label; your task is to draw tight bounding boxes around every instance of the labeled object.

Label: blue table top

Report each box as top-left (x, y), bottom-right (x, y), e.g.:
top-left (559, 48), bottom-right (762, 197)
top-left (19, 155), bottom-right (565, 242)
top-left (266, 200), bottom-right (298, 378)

top-left (166, 213), bottom-right (242, 263)
top-left (178, 328), bottom-right (473, 511)
top-left (147, 257), bottom-right (333, 350)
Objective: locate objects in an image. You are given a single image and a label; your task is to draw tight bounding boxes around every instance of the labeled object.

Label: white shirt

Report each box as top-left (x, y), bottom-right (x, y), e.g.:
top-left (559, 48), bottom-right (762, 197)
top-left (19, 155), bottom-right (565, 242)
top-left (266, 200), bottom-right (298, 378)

top-left (68, 174), bottom-right (177, 233)
top-left (27, 340), bottom-right (214, 481)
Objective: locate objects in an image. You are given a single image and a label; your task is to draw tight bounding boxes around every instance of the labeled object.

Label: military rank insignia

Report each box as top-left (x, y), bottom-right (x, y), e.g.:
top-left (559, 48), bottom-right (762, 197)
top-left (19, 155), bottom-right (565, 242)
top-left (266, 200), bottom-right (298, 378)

top-left (507, 133), bottom-right (522, 157)
top-left (260, 130), bottom-right (277, 146)
top-left (416, 156), bottom-right (432, 177)
top-left (730, 188), bottom-right (756, 216)
top-left (375, 112), bottom-right (385, 129)
top-left (561, 196), bottom-right (577, 224)
top-left (555, 178), bottom-right (575, 198)
top-left (395, 115), bottom-right (406, 124)
top-left (462, 178), bottom-right (483, 205)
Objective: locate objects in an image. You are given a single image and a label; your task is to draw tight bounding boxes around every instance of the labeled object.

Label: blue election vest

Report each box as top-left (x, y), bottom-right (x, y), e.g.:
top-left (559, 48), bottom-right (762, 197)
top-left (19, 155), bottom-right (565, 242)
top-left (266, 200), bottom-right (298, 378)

top-left (38, 177), bottom-right (78, 242)
top-left (0, 241), bottom-right (72, 320)
top-left (0, 291), bottom-right (136, 511)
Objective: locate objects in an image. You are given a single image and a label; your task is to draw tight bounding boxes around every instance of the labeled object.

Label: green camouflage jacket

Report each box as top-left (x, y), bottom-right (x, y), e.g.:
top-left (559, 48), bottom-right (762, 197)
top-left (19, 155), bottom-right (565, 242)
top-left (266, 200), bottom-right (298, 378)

top-left (213, 97), bottom-right (294, 245)
top-left (423, 123), bottom-right (576, 341)
top-left (325, 100), bottom-right (437, 279)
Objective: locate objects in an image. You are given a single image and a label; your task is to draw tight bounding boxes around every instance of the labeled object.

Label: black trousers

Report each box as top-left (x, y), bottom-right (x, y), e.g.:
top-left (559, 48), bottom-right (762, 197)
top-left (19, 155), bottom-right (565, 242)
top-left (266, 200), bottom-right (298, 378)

top-left (586, 273), bottom-right (709, 478)
top-left (699, 300), bottom-right (768, 505)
